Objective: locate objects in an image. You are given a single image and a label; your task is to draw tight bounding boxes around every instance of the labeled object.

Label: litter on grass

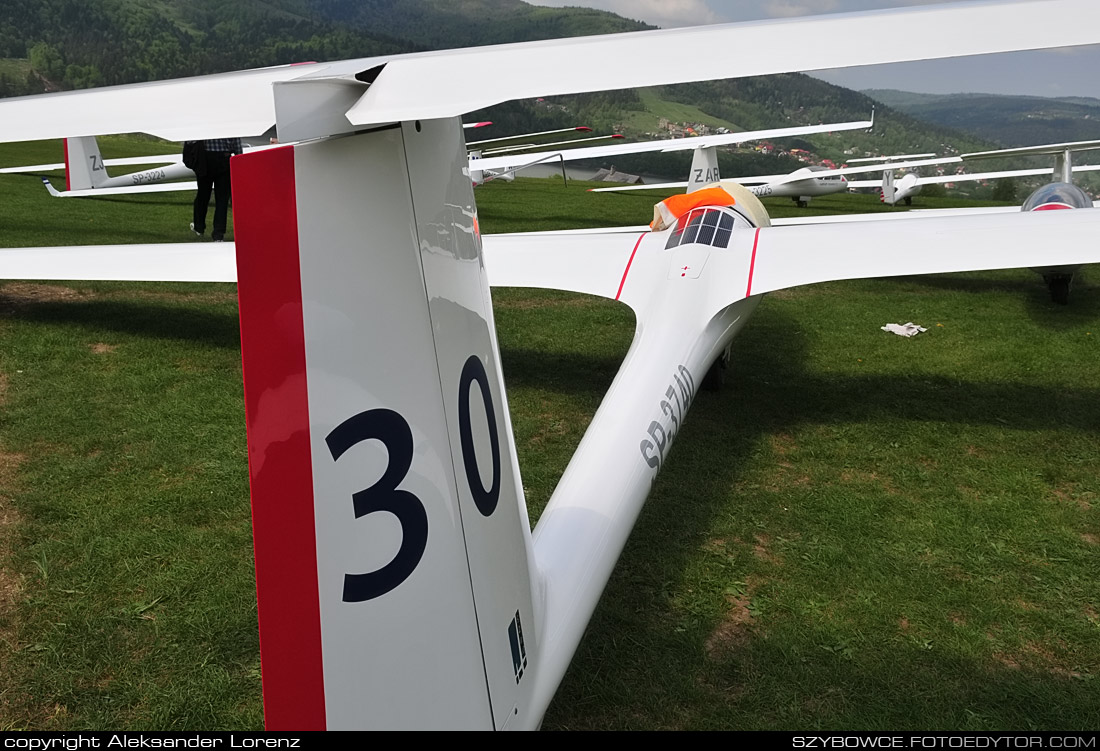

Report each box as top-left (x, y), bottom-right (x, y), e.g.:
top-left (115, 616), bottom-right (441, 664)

top-left (881, 322), bottom-right (927, 337)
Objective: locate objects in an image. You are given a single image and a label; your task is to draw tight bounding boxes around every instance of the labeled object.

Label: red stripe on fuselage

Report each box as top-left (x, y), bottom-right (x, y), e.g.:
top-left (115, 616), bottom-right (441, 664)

top-left (745, 227), bottom-right (762, 297)
top-left (615, 232), bottom-right (647, 301)
top-left (232, 146), bottom-right (327, 730)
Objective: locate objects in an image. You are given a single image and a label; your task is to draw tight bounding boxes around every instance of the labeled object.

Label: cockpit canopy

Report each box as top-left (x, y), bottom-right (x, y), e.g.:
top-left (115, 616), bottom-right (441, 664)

top-left (664, 206), bottom-right (754, 250)
top-left (1021, 182), bottom-right (1093, 211)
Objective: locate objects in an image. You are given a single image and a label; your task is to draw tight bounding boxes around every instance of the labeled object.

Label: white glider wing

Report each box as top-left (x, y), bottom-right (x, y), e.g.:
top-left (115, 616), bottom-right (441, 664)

top-left (469, 120), bottom-right (872, 173)
top-left (0, 243), bottom-right (236, 282)
top-left (0, 154), bottom-right (182, 174)
top-left (744, 208), bottom-right (1100, 297)
top-left (481, 228), bottom-right (646, 303)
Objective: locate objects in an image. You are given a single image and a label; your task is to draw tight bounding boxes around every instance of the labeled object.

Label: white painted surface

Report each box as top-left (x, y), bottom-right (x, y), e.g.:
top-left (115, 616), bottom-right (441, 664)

top-left (291, 128), bottom-right (494, 730)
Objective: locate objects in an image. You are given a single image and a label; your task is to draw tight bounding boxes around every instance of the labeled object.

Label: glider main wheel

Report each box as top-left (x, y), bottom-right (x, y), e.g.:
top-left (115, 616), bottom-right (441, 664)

top-left (703, 346), bottom-right (732, 392)
top-left (903, 196), bottom-right (913, 206)
top-left (1045, 274), bottom-right (1072, 305)
top-left (796, 199), bottom-right (808, 208)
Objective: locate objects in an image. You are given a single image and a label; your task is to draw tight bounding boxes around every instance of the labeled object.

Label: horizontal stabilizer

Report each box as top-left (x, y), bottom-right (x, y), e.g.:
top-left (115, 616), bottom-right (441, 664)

top-left (43, 180), bottom-right (197, 198)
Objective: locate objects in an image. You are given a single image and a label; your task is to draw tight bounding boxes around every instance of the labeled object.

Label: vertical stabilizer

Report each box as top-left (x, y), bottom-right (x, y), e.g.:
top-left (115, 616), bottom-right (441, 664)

top-left (1054, 148), bottom-right (1073, 183)
top-left (232, 118), bottom-right (538, 730)
top-left (687, 146), bottom-right (720, 193)
top-left (65, 136), bottom-right (109, 191)
top-left (880, 169), bottom-right (896, 205)
top-left (469, 148), bottom-right (485, 185)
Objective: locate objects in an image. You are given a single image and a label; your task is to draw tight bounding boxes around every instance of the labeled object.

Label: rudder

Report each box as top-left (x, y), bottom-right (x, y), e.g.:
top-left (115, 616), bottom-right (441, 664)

top-left (65, 136), bottom-right (109, 191)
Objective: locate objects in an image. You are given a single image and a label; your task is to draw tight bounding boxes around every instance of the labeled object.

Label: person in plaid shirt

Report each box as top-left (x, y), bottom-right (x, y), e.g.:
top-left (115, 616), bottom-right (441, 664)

top-left (190, 137), bottom-right (242, 242)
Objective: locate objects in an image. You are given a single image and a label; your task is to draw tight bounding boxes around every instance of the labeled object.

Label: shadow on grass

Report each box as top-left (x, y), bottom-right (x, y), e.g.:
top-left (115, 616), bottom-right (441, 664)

top-left (524, 304), bottom-right (1098, 729)
top-left (889, 268), bottom-right (1100, 331)
top-left (0, 298), bottom-right (241, 349)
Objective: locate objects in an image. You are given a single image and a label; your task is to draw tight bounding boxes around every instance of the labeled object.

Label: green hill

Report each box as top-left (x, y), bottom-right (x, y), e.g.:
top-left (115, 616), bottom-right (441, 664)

top-left (864, 88), bottom-right (1100, 146)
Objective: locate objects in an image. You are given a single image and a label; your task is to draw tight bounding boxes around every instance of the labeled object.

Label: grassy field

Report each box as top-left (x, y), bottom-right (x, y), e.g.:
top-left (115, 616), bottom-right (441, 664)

top-left (0, 139), bottom-right (1097, 730)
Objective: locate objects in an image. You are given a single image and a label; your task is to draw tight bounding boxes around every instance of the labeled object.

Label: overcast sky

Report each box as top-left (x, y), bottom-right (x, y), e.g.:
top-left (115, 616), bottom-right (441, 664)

top-left (526, 0), bottom-right (1100, 99)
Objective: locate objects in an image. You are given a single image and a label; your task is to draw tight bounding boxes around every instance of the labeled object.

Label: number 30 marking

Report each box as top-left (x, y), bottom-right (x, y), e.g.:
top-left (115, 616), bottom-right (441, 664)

top-left (327, 355), bottom-right (502, 602)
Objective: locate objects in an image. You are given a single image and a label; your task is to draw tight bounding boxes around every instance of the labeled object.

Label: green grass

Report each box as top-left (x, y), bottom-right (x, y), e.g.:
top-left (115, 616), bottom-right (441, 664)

top-left (0, 157), bottom-right (1097, 730)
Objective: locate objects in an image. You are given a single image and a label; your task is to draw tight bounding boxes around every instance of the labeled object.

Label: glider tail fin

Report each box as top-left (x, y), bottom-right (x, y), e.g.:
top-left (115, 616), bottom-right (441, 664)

top-left (65, 136), bottom-right (109, 191)
top-left (687, 146), bottom-right (720, 193)
top-left (1054, 148), bottom-right (1073, 183)
top-left (880, 169), bottom-right (896, 205)
top-left (232, 118), bottom-right (539, 731)
top-left (469, 148), bottom-right (485, 185)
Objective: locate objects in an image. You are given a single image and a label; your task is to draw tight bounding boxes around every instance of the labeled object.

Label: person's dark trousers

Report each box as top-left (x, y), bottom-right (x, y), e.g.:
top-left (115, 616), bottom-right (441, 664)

top-left (192, 152), bottom-right (233, 240)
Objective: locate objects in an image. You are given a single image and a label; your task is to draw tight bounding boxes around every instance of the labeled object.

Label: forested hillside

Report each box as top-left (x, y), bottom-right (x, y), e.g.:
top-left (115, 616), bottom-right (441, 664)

top-left (0, 0), bottom-right (647, 97)
top-left (865, 88), bottom-right (1100, 146)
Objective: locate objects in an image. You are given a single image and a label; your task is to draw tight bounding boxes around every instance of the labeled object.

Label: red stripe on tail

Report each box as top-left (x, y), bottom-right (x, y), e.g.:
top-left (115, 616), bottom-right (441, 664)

top-left (232, 146), bottom-right (327, 730)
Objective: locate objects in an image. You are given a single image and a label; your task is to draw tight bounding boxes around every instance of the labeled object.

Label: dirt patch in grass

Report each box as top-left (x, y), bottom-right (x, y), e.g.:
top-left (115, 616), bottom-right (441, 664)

top-left (0, 283), bottom-right (92, 311)
top-left (770, 433), bottom-right (797, 457)
top-left (994, 642), bottom-right (1083, 680)
top-left (1080, 533), bottom-right (1098, 546)
top-left (705, 580), bottom-right (757, 658)
top-left (701, 537), bottom-right (732, 555)
top-left (1050, 483), bottom-right (1093, 511)
top-left (840, 469), bottom-right (898, 495)
top-left (89, 342), bottom-right (118, 355)
top-left (753, 534), bottom-right (781, 565)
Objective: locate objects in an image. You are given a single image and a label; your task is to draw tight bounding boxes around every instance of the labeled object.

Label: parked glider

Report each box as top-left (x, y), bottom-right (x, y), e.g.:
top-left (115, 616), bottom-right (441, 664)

top-left (847, 141), bottom-right (1100, 302)
top-left (33, 118), bottom-right (878, 196)
top-left (0, 0), bottom-right (1096, 731)
top-left (587, 143), bottom-right (963, 208)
